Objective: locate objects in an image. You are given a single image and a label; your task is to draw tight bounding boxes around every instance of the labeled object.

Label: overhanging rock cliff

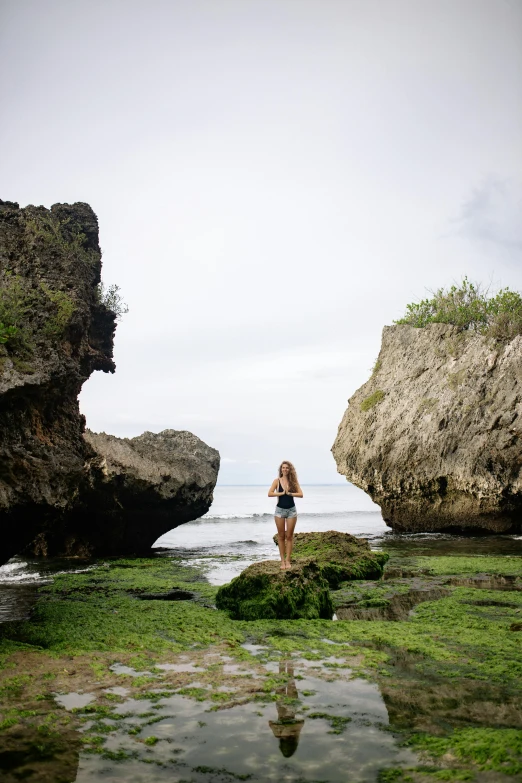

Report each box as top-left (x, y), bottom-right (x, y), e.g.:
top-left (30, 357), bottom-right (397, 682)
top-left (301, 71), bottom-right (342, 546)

top-left (27, 429), bottom-right (220, 558)
top-left (0, 200), bottom-right (116, 565)
top-left (0, 199), bottom-right (220, 565)
top-left (332, 323), bottom-right (522, 533)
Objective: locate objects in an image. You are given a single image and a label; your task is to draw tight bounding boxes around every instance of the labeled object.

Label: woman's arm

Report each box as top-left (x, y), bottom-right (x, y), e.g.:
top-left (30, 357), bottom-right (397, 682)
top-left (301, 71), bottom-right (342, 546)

top-left (287, 483), bottom-right (304, 499)
top-left (268, 479), bottom-right (284, 498)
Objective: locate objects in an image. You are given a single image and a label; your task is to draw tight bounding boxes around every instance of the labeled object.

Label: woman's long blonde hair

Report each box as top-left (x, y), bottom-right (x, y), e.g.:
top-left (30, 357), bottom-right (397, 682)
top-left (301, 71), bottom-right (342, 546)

top-left (278, 460), bottom-right (299, 493)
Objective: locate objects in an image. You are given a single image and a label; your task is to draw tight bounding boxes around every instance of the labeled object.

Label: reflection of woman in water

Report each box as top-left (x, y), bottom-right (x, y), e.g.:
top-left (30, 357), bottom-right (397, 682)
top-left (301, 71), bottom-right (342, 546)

top-left (268, 461), bottom-right (303, 570)
top-left (268, 661), bottom-right (305, 757)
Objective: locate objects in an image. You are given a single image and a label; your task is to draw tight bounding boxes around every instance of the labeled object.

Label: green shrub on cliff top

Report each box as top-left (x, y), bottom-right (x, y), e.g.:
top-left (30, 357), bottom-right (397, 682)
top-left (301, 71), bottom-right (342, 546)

top-left (0, 323), bottom-right (18, 345)
top-left (394, 277), bottom-right (522, 341)
top-left (25, 212), bottom-right (95, 263)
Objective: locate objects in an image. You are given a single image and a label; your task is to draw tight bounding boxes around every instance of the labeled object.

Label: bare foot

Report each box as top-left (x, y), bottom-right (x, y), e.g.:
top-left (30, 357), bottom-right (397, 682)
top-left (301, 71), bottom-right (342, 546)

top-left (285, 561), bottom-right (292, 570)
top-left (280, 562), bottom-right (286, 570)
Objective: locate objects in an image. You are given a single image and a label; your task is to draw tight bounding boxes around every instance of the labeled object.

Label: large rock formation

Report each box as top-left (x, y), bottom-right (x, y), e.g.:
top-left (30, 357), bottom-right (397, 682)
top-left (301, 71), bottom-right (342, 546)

top-left (0, 200), bottom-right (116, 565)
top-left (27, 429), bottom-right (220, 558)
top-left (332, 323), bottom-right (522, 533)
top-left (0, 200), bottom-right (220, 565)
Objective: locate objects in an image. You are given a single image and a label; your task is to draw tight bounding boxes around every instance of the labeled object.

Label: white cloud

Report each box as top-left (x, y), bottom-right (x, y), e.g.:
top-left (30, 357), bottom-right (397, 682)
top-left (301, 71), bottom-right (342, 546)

top-left (451, 177), bottom-right (522, 256)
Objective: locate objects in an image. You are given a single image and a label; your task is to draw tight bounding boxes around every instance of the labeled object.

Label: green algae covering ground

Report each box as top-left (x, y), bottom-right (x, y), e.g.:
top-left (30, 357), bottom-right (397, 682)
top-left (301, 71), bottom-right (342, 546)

top-left (0, 551), bottom-right (521, 781)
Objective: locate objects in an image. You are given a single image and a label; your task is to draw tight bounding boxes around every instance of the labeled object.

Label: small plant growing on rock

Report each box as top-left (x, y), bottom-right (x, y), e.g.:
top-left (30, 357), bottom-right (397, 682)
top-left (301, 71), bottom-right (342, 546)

top-left (0, 272), bottom-right (33, 353)
top-left (0, 323), bottom-right (18, 345)
top-left (418, 397), bottom-right (438, 414)
top-left (360, 390), bottom-right (385, 412)
top-left (371, 358), bottom-right (382, 376)
top-left (40, 282), bottom-right (76, 337)
top-left (25, 212), bottom-right (96, 264)
top-left (96, 282), bottom-right (129, 320)
top-left (447, 369), bottom-right (467, 391)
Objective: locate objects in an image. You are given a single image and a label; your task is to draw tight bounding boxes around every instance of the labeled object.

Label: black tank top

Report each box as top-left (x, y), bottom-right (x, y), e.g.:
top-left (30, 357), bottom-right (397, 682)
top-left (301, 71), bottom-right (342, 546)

top-left (277, 480), bottom-right (295, 509)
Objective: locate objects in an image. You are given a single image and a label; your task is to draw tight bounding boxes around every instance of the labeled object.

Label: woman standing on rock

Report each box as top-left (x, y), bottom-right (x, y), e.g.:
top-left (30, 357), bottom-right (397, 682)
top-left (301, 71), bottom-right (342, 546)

top-left (268, 461), bottom-right (303, 570)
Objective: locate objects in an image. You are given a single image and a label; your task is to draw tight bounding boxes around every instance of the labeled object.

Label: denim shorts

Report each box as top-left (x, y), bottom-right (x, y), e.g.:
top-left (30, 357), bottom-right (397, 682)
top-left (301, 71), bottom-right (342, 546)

top-left (275, 506), bottom-right (297, 519)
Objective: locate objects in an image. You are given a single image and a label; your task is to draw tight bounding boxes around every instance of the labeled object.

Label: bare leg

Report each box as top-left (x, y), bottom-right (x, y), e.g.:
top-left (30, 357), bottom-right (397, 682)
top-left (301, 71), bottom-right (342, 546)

top-left (285, 517), bottom-right (297, 568)
top-left (275, 517), bottom-right (286, 568)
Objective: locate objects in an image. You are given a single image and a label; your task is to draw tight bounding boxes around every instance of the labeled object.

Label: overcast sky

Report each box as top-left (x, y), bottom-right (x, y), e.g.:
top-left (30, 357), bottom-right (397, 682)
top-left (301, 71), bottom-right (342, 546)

top-left (1, 0), bottom-right (521, 484)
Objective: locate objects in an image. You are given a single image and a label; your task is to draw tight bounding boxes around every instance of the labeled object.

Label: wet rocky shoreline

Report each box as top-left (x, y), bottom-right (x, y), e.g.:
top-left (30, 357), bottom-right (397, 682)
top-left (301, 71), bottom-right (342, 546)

top-left (1, 540), bottom-right (521, 783)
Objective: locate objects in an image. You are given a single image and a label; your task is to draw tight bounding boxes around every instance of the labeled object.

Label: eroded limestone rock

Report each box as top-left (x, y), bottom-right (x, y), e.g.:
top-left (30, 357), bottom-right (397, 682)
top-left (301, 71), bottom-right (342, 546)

top-left (332, 323), bottom-right (522, 533)
top-left (0, 200), bottom-right (220, 564)
top-left (27, 429), bottom-right (220, 558)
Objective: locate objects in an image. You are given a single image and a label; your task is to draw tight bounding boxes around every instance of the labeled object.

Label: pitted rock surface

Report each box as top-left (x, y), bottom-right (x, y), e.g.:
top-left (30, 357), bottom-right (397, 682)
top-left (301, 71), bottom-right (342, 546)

top-left (0, 200), bottom-right (115, 565)
top-left (332, 323), bottom-right (522, 533)
top-left (27, 429), bottom-right (220, 558)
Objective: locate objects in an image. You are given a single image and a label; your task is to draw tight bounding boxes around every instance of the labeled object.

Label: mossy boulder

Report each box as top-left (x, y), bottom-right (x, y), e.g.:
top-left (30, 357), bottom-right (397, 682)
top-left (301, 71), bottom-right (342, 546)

top-left (218, 532), bottom-right (388, 621)
top-left (215, 559), bottom-right (333, 621)
top-left (273, 531), bottom-right (389, 588)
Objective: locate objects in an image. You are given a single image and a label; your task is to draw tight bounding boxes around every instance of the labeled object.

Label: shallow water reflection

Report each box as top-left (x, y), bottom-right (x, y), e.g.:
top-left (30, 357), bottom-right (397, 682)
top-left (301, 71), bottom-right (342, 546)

top-left (71, 668), bottom-right (417, 783)
top-left (379, 532), bottom-right (522, 558)
top-left (268, 661), bottom-right (304, 758)
top-left (54, 692), bottom-right (95, 711)
top-left (0, 727), bottom-right (81, 783)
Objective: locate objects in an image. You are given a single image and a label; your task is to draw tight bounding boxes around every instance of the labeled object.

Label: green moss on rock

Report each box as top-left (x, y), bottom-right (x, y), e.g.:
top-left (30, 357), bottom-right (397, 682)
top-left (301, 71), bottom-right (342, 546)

top-left (215, 560), bottom-right (333, 621)
top-left (274, 531), bottom-right (389, 588)
top-left (360, 389), bottom-right (385, 411)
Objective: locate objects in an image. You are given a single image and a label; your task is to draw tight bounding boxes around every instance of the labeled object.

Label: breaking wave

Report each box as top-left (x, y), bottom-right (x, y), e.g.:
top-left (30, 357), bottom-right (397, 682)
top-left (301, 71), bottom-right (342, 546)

top-left (200, 510), bottom-right (380, 522)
